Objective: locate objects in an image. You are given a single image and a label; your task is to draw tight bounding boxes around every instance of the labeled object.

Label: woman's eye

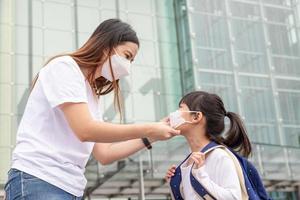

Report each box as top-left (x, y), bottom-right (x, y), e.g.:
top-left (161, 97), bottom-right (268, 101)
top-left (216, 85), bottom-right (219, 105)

top-left (125, 54), bottom-right (130, 59)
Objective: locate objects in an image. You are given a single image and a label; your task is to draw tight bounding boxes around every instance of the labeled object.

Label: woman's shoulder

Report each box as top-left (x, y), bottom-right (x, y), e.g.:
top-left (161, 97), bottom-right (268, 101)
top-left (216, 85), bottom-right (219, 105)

top-left (42, 56), bottom-right (81, 75)
top-left (46, 55), bottom-right (76, 68)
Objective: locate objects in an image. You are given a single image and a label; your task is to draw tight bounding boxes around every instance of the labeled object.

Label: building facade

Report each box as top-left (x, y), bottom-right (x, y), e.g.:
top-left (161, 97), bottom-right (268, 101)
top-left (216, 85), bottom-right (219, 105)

top-left (0, 0), bottom-right (299, 199)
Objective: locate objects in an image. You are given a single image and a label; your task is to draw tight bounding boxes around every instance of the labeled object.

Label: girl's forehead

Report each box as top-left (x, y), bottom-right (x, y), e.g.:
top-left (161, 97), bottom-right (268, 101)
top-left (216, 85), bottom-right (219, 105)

top-left (179, 103), bottom-right (190, 110)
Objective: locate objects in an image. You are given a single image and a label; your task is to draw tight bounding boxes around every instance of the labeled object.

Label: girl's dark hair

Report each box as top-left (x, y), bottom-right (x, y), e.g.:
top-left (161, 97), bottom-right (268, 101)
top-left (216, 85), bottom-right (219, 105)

top-left (179, 91), bottom-right (252, 157)
top-left (31, 19), bottom-right (139, 119)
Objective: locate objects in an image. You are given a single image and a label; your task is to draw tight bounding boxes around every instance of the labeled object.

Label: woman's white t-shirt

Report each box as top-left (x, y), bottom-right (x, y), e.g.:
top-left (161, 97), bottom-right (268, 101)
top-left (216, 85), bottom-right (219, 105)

top-left (11, 56), bottom-right (102, 197)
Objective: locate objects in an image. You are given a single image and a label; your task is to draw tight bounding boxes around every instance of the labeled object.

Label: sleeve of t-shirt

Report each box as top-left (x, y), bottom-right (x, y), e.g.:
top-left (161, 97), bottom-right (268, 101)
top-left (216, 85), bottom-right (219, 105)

top-left (39, 57), bottom-right (88, 108)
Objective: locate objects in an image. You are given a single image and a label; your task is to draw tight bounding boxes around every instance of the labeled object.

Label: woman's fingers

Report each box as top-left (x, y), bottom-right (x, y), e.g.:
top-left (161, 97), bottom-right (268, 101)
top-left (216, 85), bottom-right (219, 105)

top-left (169, 128), bottom-right (181, 136)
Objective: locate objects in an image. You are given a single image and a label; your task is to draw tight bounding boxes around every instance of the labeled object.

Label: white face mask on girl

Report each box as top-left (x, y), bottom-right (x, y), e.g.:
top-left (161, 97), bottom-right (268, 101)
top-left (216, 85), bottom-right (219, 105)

top-left (101, 52), bottom-right (131, 82)
top-left (169, 110), bottom-right (197, 129)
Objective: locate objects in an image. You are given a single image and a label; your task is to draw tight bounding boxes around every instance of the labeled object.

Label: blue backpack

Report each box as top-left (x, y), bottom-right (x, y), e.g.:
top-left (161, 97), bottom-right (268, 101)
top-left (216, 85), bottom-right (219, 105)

top-left (169, 141), bottom-right (272, 200)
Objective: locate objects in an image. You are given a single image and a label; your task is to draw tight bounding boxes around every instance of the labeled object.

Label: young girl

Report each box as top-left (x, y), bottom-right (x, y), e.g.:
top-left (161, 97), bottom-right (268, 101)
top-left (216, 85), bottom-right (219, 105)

top-left (165, 91), bottom-right (252, 200)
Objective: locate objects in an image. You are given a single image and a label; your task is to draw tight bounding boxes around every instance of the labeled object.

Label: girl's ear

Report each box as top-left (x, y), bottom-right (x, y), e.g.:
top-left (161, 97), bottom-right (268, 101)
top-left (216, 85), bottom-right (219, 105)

top-left (192, 112), bottom-right (203, 123)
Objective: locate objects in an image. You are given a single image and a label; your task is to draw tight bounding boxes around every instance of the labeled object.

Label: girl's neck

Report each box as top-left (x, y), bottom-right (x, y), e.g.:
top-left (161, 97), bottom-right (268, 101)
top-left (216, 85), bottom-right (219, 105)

top-left (184, 129), bottom-right (211, 152)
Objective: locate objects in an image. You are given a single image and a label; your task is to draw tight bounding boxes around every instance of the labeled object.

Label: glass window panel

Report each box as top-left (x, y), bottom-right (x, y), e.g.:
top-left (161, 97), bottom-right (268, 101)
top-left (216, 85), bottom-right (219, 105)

top-left (32, 28), bottom-right (43, 56)
top-left (44, 2), bottom-right (72, 31)
top-left (158, 43), bottom-right (179, 68)
top-left (240, 87), bottom-right (275, 122)
top-left (196, 48), bottom-right (231, 70)
top-left (125, 0), bottom-right (152, 15)
top-left (0, 115), bottom-right (12, 146)
top-left (158, 68), bottom-right (181, 95)
top-left (189, 0), bottom-right (225, 14)
top-left (100, 10), bottom-right (116, 19)
top-left (230, 1), bottom-right (260, 19)
top-left (192, 14), bottom-right (229, 49)
top-left (78, 32), bottom-right (90, 47)
top-left (264, 6), bottom-right (294, 24)
top-left (0, 54), bottom-right (12, 83)
top-left (155, 0), bottom-right (175, 18)
top-left (134, 41), bottom-right (156, 66)
top-left (197, 72), bottom-right (238, 112)
top-left (260, 145), bottom-right (290, 180)
top-left (77, 0), bottom-right (99, 7)
top-left (0, 24), bottom-right (12, 53)
top-left (236, 52), bottom-right (268, 74)
top-left (232, 20), bottom-right (265, 52)
top-left (32, 0), bottom-right (43, 27)
top-left (99, 0), bottom-right (116, 9)
top-left (157, 17), bottom-right (177, 43)
top-left (0, 84), bottom-right (12, 114)
top-left (0, 147), bottom-right (11, 183)
top-left (158, 94), bottom-right (182, 114)
top-left (288, 147), bottom-right (300, 180)
top-left (132, 92), bottom-right (157, 121)
top-left (14, 55), bottom-right (30, 85)
top-left (283, 127), bottom-right (300, 147)
top-left (14, 26), bottom-right (29, 55)
top-left (44, 30), bottom-right (74, 56)
top-left (276, 79), bottom-right (300, 90)
top-left (15, 0), bottom-right (29, 26)
top-left (267, 24), bottom-right (299, 56)
top-left (46, 0), bottom-right (72, 4)
top-left (247, 125), bottom-right (279, 144)
top-left (261, 0), bottom-right (293, 7)
top-left (131, 66), bottom-right (158, 93)
top-left (127, 14), bottom-right (154, 40)
top-left (78, 7), bottom-right (100, 33)
top-left (278, 92), bottom-right (300, 124)
top-left (273, 56), bottom-right (300, 76)
top-left (32, 56), bottom-right (44, 77)
top-left (12, 85), bottom-right (29, 115)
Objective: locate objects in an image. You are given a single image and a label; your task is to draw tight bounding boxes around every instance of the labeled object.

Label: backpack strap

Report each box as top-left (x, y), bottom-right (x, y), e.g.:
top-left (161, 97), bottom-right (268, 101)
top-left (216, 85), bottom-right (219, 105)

top-left (221, 148), bottom-right (249, 200)
top-left (189, 142), bottom-right (221, 200)
top-left (169, 153), bottom-right (191, 200)
top-left (189, 142), bottom-right (249, 200)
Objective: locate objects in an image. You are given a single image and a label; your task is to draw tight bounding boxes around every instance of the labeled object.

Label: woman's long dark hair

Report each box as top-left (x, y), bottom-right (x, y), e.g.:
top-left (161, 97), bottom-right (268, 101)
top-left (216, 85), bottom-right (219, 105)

top-left (31, 19), bottom-right (139, 118)
top-left (179, 91), bottom-right (252, 157)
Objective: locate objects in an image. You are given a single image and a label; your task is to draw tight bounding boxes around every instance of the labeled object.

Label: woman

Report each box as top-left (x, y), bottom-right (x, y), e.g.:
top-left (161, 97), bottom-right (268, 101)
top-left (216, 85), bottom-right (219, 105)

top-left (4, 19), bottom-right (180, 199)
top-left (165, 91), bottom-right (252, 199)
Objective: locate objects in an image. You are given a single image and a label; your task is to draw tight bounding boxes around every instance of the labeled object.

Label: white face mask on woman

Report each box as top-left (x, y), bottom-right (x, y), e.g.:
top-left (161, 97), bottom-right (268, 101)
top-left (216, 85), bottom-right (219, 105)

top-left (101, 52), bottom-right (131, 81)
top-left (169, 110), bottom-right (198, 129)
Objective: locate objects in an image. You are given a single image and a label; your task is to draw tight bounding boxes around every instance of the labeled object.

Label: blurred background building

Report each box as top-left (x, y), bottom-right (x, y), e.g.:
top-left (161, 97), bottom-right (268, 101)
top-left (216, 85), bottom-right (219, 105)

top-left (0, 0), bottom-right (300, 199)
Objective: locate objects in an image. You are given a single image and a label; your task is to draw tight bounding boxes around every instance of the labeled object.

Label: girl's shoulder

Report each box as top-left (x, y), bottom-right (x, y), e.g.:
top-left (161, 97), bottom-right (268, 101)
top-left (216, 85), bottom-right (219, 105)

top-left (207, 147), bottom-right (232, 161)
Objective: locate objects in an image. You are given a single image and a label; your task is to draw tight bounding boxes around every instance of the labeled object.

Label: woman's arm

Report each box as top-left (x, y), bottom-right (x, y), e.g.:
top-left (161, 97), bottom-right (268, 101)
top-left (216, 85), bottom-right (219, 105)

top-left (60, 102), bottom-right (179, 143)
top-left (92, 138), bottom-right (157, 165)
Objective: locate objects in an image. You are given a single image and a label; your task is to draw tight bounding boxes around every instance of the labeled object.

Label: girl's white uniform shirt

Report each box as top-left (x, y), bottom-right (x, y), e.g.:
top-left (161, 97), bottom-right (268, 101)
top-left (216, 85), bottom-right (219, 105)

top-left (12, 56), bottom-right (101, 197)
top-left (180, 148), bottom-right (242, 200)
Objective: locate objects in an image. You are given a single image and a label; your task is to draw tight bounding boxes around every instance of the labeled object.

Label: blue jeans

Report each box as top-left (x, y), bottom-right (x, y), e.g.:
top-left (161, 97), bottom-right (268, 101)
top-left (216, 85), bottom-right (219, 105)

top-left (4, 168), bottom-right (82, 200)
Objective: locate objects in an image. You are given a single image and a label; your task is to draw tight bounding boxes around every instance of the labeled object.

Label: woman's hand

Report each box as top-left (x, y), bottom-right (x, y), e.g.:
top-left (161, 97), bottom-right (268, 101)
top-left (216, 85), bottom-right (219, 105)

top-left (148, 117), bottom-right (172, 143)
top-left (165, 165), bottom-right (177, 183)
top-left (147, 122), bottom-right (180, 141)
top-left (188, 152), bottom-right (206, 169)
